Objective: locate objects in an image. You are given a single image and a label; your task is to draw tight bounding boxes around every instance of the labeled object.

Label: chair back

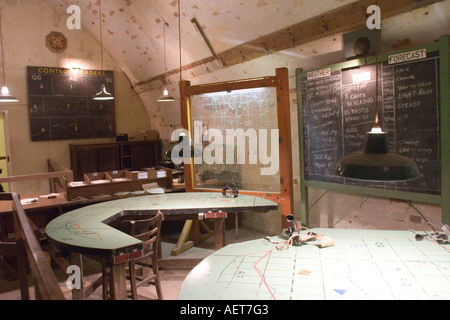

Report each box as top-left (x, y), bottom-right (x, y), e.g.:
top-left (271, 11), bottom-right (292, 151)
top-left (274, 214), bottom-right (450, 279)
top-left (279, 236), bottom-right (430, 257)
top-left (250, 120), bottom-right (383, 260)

top-left (122, 211), bottom-right (163, 258)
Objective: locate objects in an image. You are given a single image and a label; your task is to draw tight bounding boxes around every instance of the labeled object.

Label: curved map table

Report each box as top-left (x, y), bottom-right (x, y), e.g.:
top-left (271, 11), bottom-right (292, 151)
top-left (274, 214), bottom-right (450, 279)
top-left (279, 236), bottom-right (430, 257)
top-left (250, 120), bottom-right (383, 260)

top-left (45, 192), bottom-right (278, 299)
top-left (178, 228), bottom-right (450, 300)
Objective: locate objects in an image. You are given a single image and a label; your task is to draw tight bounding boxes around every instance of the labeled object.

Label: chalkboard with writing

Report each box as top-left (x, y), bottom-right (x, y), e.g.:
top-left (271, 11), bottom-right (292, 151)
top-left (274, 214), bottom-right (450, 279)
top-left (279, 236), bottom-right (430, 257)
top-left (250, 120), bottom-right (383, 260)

top-left (298, 43), bottom-right (444, 198)
top-left (27, 66), bottom-right (116, 141)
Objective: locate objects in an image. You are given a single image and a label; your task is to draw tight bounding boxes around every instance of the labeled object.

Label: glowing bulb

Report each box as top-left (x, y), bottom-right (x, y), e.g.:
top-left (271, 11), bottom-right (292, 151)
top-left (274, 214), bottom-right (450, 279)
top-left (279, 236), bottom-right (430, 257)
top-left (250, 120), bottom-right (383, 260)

top-left (0, 86), bottom-right (19, 102)
top-left (71, 67), bottom-right (81, 75)
top-left (1, 86), bottom-right (10, 95)
top-left (370, 125), bottom-right (383, 134)
top-left (94, 84), bottom-right (114, 100)
top-left (157, 88), bottom-right (175, 102)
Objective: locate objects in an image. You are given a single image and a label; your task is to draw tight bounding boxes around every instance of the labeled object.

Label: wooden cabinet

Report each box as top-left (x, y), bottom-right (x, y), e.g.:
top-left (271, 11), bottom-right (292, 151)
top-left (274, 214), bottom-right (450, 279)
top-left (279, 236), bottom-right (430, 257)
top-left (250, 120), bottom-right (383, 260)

top-left (120, 141), bottom-right (160, 170)
top-left (70, 141), bottom-right (160, 180)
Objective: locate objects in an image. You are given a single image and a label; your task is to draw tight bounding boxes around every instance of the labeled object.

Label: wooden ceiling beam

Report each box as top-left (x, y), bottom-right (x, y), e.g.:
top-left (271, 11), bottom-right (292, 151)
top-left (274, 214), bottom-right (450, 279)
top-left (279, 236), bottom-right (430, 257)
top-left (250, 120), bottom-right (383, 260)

top-left (218, 0), bottom-right (444, 66)
top-left (135, 0), bottom-right (444, 90)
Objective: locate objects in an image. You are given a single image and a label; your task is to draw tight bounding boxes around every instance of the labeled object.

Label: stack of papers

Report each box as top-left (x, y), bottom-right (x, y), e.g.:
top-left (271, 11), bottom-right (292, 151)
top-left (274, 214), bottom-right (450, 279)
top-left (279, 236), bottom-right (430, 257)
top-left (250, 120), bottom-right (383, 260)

top-left (68, 181), bottom-right (88, 187)
top-left (142, 182), bottom-right (165, 194)
top-left (112, 178), bottom-right (131, 183)
top-left (90, 179), bottom-right (110, 185)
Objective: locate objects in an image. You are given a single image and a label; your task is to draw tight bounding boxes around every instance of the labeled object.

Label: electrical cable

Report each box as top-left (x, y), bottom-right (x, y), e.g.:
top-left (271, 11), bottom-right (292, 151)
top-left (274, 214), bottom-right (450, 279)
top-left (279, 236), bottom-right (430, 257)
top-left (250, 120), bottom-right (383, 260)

top-left (265, 222), bottom-right (334, 250)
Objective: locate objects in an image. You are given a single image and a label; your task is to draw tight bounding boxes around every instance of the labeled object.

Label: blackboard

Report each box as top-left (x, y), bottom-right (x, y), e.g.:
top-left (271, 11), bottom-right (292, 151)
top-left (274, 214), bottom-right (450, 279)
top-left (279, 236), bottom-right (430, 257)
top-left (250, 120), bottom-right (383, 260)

top-left (27, 66), bottom-right (116, 141)
top-left (299, 49), bottom-right (440, 195)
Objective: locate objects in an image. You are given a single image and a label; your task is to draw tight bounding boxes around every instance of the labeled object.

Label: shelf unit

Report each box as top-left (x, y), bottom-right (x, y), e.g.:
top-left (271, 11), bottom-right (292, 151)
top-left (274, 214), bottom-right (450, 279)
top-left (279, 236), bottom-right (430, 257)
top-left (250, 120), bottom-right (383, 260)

top-left (70, 140), bottom-right (161, 181)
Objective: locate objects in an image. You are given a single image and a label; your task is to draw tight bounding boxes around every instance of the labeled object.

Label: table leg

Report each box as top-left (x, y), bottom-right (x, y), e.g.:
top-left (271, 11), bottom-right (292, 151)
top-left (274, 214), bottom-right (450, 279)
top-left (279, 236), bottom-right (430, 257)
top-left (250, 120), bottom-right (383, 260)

top-left (69, 254), bottom-right (85, 300)
top-left (213, 218), bottom-right (226, 250)
top-left (105, 262), bottom-right (127, 300)
top-left (235, 212), bottom-right (239, 239)
top-left (171, 220), bottom-right (194, 256)
top-left (171, 219), bottom-right (214, 256)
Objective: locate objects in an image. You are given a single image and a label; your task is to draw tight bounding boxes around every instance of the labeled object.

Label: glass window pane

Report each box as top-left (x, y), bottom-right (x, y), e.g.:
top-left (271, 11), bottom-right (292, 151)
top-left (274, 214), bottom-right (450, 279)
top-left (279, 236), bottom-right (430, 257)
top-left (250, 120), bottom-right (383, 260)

top-left (190, 87), bottom-right (280, 193)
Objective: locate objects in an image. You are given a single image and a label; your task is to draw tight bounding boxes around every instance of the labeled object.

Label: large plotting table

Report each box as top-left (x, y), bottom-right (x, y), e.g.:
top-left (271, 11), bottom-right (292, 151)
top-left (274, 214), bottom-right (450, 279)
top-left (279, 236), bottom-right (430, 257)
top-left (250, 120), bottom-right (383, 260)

top-left (45, 192), bottom-right (278, 299)
top-left (178, 228), bottom-right (450, 300)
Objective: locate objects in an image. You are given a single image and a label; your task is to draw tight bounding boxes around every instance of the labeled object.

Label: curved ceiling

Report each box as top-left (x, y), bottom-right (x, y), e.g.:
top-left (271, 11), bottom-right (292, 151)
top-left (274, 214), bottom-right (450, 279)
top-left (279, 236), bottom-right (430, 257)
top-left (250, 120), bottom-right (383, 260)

top-left (42, 0), bottom-right (449, 92)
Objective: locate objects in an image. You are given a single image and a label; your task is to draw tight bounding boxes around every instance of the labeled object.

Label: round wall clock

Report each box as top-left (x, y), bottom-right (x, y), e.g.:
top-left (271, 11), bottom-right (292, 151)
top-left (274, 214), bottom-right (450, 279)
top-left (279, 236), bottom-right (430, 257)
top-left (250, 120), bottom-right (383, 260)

top-left (46, 31), bottom-right (68, 53)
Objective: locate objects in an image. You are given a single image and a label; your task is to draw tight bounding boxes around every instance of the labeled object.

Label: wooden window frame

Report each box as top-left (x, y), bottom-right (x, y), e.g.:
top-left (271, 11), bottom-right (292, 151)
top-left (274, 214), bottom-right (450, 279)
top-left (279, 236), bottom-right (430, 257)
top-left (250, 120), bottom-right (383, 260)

top-left (179, 67), bottom-right (293, 227)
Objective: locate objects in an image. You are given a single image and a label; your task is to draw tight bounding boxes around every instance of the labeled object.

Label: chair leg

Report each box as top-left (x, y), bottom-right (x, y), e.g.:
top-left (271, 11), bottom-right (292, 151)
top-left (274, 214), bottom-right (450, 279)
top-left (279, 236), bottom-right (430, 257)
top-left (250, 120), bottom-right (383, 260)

top-left (155, 277), bottom-right (163, 300)
top-left (153, 261), bottom-right (163, 300)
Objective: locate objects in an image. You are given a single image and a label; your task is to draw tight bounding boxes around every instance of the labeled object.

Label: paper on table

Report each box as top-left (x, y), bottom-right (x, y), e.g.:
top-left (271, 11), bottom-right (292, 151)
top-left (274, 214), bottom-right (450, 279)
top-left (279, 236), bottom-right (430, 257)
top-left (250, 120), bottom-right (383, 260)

top-left (68, 181), bottom-right (88, 187)
top-left (21, 198), bottom-right (39, 205)
top-left (90, 193), bottom-right (111, 199)
top-left (112, 178), bottom-right (131, 183)
top-left (90, 179), bottom-right (110, 185)
top-left (39, 193), bottom-right (60, 198)
top-left (113, 191), bottom-right (131, 196)
top-left (142, 182), bottom-right (165, 194)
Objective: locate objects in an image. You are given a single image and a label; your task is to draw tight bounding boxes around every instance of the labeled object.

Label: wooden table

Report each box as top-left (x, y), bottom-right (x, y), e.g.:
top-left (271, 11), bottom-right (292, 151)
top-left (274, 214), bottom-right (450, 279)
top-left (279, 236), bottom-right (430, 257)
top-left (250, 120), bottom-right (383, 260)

top-left (178, 228), bottom-right (450, 300)
top-left (0, 189), bottom-right (185, 242)
top-left (45, 192), bottom-right (278, 300)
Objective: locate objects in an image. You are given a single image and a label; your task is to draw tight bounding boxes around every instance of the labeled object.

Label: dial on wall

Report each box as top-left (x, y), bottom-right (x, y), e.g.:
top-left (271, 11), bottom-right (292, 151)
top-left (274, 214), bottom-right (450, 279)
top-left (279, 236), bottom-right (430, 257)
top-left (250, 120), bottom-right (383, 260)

top-left (46, 31), bottom-right (68, 53)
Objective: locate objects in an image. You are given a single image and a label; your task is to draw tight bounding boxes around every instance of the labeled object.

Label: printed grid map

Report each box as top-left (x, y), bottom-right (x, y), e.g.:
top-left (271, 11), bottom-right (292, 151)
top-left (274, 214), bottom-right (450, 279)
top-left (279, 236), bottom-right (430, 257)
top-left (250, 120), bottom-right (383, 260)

top-left (179, 228), bottom-right (450, 300)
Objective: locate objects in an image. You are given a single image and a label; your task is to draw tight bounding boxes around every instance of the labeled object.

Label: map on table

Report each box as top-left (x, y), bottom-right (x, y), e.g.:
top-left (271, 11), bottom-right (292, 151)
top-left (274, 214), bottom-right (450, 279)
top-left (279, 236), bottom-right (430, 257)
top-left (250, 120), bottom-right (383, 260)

top-left (45, 193), bottom-right (278, 252)
top-left (179, 228), bottom-right (450, 300)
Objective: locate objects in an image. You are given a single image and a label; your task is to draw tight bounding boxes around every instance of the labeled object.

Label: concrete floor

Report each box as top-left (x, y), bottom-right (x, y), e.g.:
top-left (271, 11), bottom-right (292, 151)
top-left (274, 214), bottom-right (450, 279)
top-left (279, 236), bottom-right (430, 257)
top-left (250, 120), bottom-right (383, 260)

top-left (0, 227), bottom-right (267, 300)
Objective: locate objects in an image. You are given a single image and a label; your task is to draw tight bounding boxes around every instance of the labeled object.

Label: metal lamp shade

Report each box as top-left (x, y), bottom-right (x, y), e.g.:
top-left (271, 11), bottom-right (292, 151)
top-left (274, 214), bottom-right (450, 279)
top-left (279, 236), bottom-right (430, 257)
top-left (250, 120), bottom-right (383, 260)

top-left (157, 88), bottom-right (175, 102)
top-left (0, 86), bottom-right (18, 102)
top-left (94, 84), bottom-right (114, 100)
top-left (335, 132), bottom-right (421, 182)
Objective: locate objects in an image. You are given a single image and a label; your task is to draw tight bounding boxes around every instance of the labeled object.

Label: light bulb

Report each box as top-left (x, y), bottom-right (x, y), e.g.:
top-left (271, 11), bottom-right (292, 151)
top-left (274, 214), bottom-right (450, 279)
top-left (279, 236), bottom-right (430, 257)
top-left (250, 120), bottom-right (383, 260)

top-left (1, 86), bottom-right (10, 95)
top-left (370, 125), bottom-right (383, 134)
top-left (0, 86), bottom-right (19, 102)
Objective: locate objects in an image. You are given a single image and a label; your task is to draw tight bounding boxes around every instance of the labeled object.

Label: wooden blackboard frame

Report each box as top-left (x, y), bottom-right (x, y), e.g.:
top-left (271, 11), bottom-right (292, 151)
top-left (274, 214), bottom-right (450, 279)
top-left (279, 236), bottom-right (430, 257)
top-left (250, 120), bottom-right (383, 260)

top-left (297, 36), bottom-right (449, 226)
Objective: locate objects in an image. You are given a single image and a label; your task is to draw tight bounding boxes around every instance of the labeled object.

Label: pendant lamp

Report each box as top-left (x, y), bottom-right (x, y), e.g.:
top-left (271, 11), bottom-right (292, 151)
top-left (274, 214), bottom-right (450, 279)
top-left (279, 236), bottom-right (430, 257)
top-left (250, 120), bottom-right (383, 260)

top-left (157, 23), bottom-right (175, 102)
top-left (0, 16), bottom-right (18, 103)
top-left (157, 88), bottom-right (175, 102)
top-left (94, 0), bottom-right (114, 101)
top-left (0, 86), bottom-right (18, 102)
top-left (94, 84), bottom-right (114, 101)
top-left (334, 126), bottom-right (421, 181)
top-left (334, 22), bottom-right (420, 182)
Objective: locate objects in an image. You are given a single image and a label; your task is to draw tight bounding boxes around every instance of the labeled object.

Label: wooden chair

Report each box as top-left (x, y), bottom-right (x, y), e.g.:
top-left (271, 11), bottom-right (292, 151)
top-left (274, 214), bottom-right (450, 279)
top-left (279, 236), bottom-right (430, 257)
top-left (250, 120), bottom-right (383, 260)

top-left (121, 211), bottom-right (164, 300)
top-left (101, 211), bottom-right (164, 300)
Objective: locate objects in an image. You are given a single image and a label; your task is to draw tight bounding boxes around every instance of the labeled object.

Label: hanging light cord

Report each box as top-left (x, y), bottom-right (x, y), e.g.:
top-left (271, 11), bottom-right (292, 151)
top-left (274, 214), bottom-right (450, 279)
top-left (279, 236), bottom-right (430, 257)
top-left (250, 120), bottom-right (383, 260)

top-left (0, 16), bottom-right (6, 86)
top-left (163, 23), bottom-right (168, 73)
top-left (178, 0), bottom-right (182, 83)
top-left (99, 0), bottom-right (104, 71)
top-left (374, 0), bottom-right (380, 128)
